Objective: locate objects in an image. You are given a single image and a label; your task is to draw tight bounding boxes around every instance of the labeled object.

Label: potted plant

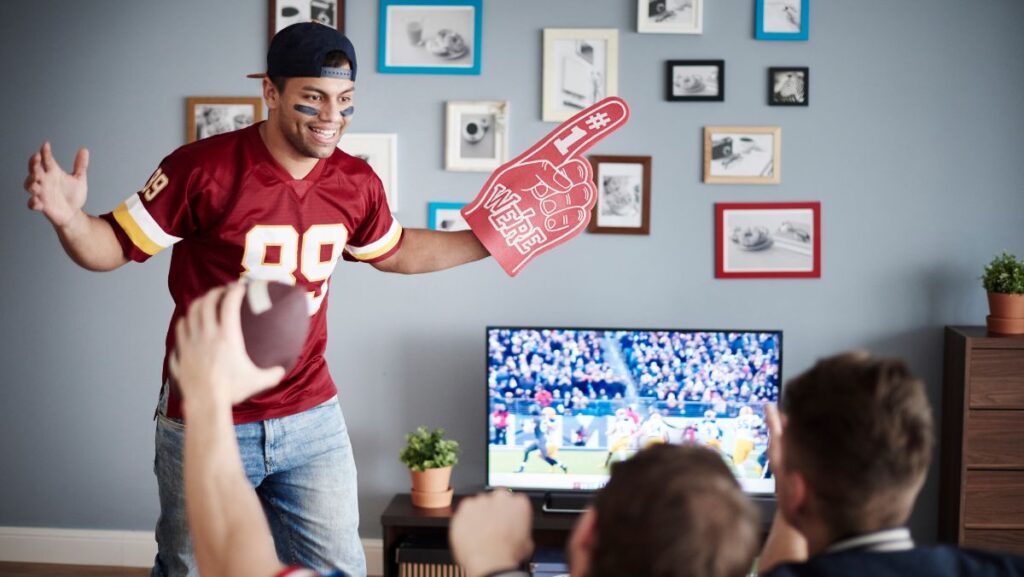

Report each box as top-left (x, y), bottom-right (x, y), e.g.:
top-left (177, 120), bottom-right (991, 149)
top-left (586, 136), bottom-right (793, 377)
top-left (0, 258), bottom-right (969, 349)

top-left (399, 426), bottom-right (460, 508)
top-left (982, 251), bottom-right (1024, 334)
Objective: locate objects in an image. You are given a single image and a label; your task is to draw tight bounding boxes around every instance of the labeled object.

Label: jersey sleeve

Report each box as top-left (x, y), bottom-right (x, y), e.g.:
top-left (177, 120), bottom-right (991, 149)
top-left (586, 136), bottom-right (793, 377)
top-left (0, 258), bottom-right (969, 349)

top-left (342, 172), bottom-right (404, 263)
top-left (100, 150), bottom-right (201, 263)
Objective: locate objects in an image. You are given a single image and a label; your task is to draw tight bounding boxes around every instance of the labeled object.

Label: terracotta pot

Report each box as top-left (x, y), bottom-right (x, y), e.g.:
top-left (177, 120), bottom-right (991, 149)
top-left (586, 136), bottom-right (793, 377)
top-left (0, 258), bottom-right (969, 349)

top-left (410, 466), bottom-right (452, 493)
top-left (410, 487), bottom-right (454, 509)
top-left (987, 292), bottom-right (1024, 334)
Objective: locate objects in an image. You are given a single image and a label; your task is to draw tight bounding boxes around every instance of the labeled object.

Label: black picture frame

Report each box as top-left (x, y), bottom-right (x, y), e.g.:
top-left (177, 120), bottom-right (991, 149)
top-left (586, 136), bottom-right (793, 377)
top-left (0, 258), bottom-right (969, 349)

top-left (269, 0), bottom-right (345, 43)
top-left (665, 59), bottom-right (724, 102)
top-left (768, 66), bottom-right (809, 106)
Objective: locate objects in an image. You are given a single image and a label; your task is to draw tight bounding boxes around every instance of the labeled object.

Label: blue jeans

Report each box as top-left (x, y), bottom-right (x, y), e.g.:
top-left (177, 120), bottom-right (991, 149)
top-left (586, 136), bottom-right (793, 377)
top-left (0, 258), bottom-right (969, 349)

top-left (151, 397), bottom-right (365, 577)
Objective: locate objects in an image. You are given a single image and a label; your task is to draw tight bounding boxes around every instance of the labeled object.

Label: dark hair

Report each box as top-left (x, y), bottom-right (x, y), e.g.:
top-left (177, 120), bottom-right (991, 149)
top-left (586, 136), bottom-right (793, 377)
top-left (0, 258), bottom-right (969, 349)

top-left (782, 353), bottom-right (933, 536)
top-left (270, 50), bottom-right (351, 93)
top-left (590, 444), bottom-right (760, 577)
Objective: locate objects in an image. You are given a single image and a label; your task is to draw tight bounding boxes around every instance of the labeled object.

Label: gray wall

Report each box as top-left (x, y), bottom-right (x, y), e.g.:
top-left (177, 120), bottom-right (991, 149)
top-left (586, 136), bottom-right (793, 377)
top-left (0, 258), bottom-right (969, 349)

top-left (1, 0), bottom-right (1022, 544)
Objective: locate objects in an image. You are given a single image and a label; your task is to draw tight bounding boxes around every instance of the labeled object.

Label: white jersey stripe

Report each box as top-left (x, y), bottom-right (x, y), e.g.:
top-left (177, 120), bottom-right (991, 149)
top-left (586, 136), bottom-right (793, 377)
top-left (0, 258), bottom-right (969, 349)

top-left (345, 219), bottom-right (402, 257)
top-left (125, 194), bottom-right (183, 249)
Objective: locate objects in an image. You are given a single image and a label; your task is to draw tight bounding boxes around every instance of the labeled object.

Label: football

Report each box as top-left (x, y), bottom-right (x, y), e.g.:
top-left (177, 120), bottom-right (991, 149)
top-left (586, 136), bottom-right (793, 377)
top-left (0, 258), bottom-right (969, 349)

top-left (240, 280), bottom-right (310, 372)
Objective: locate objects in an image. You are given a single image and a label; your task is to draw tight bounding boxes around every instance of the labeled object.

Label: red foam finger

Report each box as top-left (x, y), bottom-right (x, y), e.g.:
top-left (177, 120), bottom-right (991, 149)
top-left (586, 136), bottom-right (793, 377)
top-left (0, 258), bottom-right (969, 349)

top-left (544, 207), bottom-right (590, 233)
top-left (516, 97), bottom-right (629, 165)
top-left (539, 181), bottom-right (594, 216)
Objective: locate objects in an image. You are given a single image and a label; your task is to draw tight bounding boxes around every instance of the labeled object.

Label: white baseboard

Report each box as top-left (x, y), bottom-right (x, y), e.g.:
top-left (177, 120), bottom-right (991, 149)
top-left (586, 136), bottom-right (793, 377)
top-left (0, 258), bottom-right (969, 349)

top-left (0, 527), bottom-right (384, 576)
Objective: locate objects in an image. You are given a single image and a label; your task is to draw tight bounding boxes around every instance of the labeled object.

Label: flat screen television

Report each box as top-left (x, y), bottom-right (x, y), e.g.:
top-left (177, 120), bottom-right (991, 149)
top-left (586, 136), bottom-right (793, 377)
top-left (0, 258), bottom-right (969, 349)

top-left (486, 327), bottom-right (782, 495)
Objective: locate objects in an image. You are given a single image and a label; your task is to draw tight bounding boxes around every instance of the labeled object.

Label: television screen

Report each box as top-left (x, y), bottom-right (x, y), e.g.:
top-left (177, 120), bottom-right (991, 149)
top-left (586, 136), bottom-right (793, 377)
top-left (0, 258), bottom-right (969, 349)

top-left (487, 327), bottom-right (781, 494)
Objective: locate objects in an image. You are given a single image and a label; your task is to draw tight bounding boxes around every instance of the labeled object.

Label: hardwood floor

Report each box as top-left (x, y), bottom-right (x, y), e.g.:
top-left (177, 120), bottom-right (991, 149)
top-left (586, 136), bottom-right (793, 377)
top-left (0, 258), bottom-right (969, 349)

top-left (0, 563), bottom-right (149, 576)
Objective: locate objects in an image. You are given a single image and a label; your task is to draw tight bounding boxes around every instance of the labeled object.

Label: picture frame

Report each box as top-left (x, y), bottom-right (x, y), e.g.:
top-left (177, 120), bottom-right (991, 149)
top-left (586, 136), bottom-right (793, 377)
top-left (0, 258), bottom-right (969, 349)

top-left (588, 155), bottom-right (652, 235)
top-left (756, 0), bottom-right (808, 41)
top-left (768, 67), bottom-right (809, 106)
top-left (427, 202), bottom-right (470, 231)
top-left (542, 28), bottom-right (619, 122)
top-left (637, 0), bottom-right (703, 34)
top-left (445, 100), bottom-right (510, 172)
top-left (186, 97), bottom-right (263, 144)
top-left (269, 0), bottom-right (345, 40)
top-left (703, 126), bottom-right (781, 184)
top-left (666, 60), bottom-right (724, 102)
top-left (715, 202), bottom-right (820, 278)
top-left (337, 133), bottom-right (399, 211)
top-left (378, 0), bottom-right (482, 75)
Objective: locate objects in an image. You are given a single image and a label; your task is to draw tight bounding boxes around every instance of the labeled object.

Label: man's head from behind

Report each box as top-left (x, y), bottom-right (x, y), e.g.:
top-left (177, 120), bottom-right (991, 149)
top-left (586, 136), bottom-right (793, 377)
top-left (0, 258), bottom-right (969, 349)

top-left (778, 352), bottom-right (934, 542)
top-left (572, 444), bottom-right (760, 577)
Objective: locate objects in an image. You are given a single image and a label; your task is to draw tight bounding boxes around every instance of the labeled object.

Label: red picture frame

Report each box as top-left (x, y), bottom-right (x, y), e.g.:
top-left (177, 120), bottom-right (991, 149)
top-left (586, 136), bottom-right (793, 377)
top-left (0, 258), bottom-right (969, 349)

top-left (715, 202), bottom-right (820, 279)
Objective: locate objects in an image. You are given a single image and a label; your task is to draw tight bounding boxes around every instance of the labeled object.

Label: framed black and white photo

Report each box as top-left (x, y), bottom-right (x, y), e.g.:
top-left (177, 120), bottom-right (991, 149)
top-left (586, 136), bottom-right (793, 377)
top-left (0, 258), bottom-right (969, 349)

top-left (445, 100), bottom-right (509, 172)
top-left (337, 133), bottom-right (398, 211)
top-left (703, 126), bottom-right (781, 184)
top-left (768, 67), bottom-right (808, 106)
top-left (427, 202), bottom-right (470, 231)
top-left (666, 60), bottom-right (724, 102)
top-left (756, 0), bottom-right (808, 41)
top-left (269, 0), bottom-right (344, 40)
top-left (543, 28), bottom-right (619, 122)
top-left (588, 155), bottom-right (651, 235)
top-left (378, 0), bottom-right (482, 75)
top-left (638, 0), bottom-right (703, 34)
top-left (186, 97), bottom-right (262, 144)
top-left (716, 202), bottom-right (820, 278)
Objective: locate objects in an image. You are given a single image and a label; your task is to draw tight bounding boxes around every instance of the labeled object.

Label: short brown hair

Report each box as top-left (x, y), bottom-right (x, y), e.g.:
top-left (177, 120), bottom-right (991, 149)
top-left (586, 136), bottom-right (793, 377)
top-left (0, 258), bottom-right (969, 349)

top-left (270, 50), bottom-right (351, 93)
top-left (590, 444), bottom-right (760, 577)
top-left (782, 353), bottom-right (933, 536)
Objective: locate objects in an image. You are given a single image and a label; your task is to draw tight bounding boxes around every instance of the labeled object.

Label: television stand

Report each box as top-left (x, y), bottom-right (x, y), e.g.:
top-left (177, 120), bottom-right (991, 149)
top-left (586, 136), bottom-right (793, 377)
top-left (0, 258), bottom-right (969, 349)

top-left (541, 491), bottom-right (593, 514)
top-left (380, 493), bottom-right (579, 577)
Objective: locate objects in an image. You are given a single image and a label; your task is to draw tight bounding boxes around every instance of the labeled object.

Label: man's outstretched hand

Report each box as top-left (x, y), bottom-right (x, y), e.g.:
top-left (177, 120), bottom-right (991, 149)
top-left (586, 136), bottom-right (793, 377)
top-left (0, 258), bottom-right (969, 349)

top-left (461, 97), bottom-right (630, 276)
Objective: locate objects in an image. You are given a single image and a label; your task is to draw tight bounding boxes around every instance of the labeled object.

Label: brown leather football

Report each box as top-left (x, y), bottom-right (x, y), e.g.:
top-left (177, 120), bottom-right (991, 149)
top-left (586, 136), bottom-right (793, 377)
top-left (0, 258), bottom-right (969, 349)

top-left (239, 280), bottom-right (310, 372)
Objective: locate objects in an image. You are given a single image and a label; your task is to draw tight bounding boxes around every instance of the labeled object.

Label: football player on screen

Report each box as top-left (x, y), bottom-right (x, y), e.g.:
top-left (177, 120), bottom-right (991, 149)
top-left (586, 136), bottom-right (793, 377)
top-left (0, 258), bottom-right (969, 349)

top-left (514, 405), bottom-right (568, 473)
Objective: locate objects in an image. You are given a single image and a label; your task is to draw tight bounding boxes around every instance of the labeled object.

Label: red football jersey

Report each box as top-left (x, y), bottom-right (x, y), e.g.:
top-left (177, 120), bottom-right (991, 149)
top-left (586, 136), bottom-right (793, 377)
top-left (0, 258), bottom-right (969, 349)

top-left (102, 124), bottom-right (404, 423)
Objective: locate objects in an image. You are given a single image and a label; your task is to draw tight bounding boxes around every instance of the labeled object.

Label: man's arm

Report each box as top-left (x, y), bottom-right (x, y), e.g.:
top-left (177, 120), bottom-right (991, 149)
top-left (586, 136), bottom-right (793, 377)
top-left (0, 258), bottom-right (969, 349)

top-left (24, 142), bottom-right (128, 272)
top-left (371, 229), bottom-right (489, 274)
top-left (175, 285), bottom-right (287, 577)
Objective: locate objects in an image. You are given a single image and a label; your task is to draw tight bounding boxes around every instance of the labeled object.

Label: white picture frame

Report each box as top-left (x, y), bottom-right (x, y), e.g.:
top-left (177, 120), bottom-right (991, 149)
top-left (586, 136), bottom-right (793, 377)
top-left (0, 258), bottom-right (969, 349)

top-left (445, 100), bottom-right (509, 172)
top-left (337, 133), bottom-right (398, 211)
top-left (637, 0), bottom-right (703, 34)
top-left (542, 28), bottom-right (619, 122)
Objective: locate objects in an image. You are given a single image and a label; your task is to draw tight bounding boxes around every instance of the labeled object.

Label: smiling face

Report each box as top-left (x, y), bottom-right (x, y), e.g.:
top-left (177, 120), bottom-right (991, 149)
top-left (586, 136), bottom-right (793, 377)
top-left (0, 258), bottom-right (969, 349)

top-left (265, 72), bottom-right (355, 160)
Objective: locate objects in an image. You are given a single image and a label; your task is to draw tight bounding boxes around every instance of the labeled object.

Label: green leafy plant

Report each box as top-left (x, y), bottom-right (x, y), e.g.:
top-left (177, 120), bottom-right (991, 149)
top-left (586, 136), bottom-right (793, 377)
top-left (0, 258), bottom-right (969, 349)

top-left (399, 427), bottom-right (460, 472)
top-left (982, 251), bottom-right (1024, 294)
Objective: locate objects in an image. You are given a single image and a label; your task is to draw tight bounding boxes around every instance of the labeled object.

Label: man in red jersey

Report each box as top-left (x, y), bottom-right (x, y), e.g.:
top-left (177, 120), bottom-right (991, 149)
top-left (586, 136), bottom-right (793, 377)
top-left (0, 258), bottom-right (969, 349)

top-left (23, 22), bottom-right (490, 577)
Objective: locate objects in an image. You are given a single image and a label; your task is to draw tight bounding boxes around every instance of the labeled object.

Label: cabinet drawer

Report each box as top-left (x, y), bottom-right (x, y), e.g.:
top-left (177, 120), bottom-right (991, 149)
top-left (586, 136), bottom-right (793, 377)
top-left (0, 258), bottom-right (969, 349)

top-left (965, 410), bottom-right (1024, 467)
top-left (963, 529), bottom-right (1024, 555)
top-left (970, 350), bottom-right (1024, 408)
top-left (964, 471), bottom-right (1024, 527)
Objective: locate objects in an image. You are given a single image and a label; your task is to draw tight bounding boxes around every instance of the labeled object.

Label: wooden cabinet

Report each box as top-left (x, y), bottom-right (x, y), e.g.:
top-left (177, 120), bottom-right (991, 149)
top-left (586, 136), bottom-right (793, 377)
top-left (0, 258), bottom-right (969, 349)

top-left (940, 326), bottom-right (1024, 554)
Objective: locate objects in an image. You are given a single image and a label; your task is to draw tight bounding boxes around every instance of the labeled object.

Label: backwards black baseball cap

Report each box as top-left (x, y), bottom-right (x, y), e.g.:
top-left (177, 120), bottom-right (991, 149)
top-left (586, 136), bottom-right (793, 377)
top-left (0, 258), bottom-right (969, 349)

top-left (248, 22), bottom-right (357, 81)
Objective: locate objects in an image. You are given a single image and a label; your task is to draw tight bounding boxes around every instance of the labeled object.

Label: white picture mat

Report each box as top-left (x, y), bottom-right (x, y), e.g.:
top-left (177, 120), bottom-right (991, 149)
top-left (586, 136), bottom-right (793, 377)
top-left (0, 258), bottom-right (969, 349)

top-left (722, 208), bottom-right (815, 272)
top-left (543, 29), bottom-right (618, 122)
top-left (596, 162), bottom-right (644, 229)
top-left (445, 101), bottom-right (509, 172)
top-left (385, 5), bottom-right (476, 68)
top-left (672, 65), bottom-right (720, 97)
top-left (337, 133), bottom-right (398, 211)
top-left (709, 132), bottom-right (776, 178)
top-left (762, 0), bottom-right (802, 33)
top-left (637, 0), bottom-right (703, 34)
top-left (274, 0), bottom-right (338, 31)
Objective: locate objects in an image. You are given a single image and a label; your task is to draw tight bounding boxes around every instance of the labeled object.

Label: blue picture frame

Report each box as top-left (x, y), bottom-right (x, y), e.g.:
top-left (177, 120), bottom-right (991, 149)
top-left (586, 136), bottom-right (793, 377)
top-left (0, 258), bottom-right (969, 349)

top-left (427, 202), bottom-right (470, 231)
top-left (379, 0), bottom-right (482, 75)
top-left (755, 0), bottom-right (809, 41)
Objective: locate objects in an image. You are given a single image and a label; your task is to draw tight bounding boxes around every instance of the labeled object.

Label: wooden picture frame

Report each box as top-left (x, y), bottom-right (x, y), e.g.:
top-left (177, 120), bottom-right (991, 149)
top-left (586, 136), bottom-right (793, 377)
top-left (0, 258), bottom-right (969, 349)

top-left (768, 67), bottom-right (809, 106)
top-left (186, 97), bottom-right (263, 144)
top-left (337, 133), bottom-right (399, 211)
top-left (703, 126), bottom-right (781, 184)
top-left (542, 28), bottom-right (619, 122)
top-left (666, 60), bottom-right (724, 102)
top-left (269, 0), bottom-right (345, 41)
top-left (445, 100), bottom-right (509, 172)
top-left (716, 202), bottom-right (821, 278)
top-left (638, 0), bottom-right (703, 34)
top-left (378, 0), bottom-right (483, 75)
top-left (756, 0), bottom-right (808, 41)
top-left (588, 155), bottom-right (652, 235)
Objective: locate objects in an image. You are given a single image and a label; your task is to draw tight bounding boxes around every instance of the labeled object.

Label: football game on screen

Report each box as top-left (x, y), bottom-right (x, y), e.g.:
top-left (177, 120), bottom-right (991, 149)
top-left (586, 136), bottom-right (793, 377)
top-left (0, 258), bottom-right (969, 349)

top-left (487, 327), bottom-right (781, 494)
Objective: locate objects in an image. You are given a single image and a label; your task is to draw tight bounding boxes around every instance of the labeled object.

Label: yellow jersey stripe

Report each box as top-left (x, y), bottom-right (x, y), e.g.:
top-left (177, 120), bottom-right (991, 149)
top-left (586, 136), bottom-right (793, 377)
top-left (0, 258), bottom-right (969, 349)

top-left (347, 221), bottom-right (403, 261)
top-left (112, 202), bottom-right (163, 256)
